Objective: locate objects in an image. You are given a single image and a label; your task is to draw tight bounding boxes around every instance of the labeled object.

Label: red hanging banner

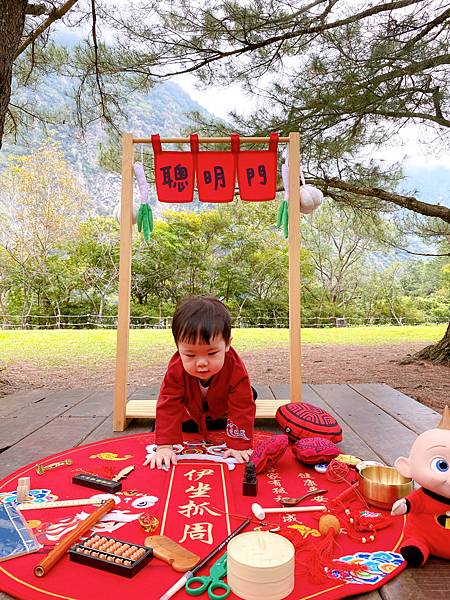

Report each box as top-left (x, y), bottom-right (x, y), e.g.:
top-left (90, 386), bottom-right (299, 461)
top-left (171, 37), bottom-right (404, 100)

top-left (152, 134), bottom-right (195, 203)
top-left (237, 132), bottom-right (279, 201)
top-left (195, 134), bottom-right (239, 203)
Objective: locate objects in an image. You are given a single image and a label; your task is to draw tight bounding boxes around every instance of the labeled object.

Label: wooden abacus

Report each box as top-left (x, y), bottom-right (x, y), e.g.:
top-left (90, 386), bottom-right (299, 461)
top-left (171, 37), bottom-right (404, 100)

top-left (69, 534), bottom-right (153, 577)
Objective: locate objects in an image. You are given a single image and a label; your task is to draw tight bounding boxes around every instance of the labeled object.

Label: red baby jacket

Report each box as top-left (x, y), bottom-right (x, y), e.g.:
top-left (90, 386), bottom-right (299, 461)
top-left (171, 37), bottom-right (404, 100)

top-left (155, 346), bottom-right (255, 450)
top-left (403, 487), bottom-right (450, 560)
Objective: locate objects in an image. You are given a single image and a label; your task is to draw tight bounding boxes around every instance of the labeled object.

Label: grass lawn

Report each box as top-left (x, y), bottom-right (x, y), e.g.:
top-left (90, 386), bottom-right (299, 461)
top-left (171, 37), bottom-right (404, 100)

top-left (0, 324), bottom-right (446, 370)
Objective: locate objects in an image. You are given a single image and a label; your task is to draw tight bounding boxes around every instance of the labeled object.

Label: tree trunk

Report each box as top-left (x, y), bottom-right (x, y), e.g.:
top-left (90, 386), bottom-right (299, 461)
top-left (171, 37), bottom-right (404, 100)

top-left (404, 322), bottom-right (450, 364)
top-left (0, 1), bottom-right (27, 148)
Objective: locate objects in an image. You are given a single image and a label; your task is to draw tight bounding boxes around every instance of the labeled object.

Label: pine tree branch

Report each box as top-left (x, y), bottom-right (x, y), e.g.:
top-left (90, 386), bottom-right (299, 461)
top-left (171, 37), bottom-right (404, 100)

top-left (15, 0), bottom-right (79, 59)
top-left (370, 108), bottom-right (450, 127)
top-left (148, 0), bottom-right (421, 76)
top-left (380, 238), bottom-right (450, 256)
top-left (319, 177), bottom-right (450, 223)
top-left (90, 0), bottom-right (108, 120)
top-left (356, 53), bottom-right (450, 91)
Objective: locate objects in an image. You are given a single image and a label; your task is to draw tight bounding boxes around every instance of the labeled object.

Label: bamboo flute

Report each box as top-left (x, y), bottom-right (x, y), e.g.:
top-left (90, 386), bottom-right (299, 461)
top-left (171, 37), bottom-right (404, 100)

top-left (34, 498), bottom-right (116, 577)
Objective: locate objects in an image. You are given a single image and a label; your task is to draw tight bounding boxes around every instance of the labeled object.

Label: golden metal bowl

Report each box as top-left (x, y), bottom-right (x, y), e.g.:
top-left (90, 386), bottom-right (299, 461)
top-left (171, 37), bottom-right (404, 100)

top-left (358, 465), bottom-right (413, 510)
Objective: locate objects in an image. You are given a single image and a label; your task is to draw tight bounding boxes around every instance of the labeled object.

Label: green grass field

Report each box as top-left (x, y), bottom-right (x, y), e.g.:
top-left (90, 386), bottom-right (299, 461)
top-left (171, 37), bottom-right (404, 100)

top-left (0, 324), bottom-right (446, 370)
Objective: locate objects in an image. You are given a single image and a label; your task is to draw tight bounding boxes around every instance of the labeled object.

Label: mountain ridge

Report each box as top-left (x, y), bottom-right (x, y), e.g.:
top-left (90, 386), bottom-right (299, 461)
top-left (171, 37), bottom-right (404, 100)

top-left (1, 78), bottom-right (205, 214)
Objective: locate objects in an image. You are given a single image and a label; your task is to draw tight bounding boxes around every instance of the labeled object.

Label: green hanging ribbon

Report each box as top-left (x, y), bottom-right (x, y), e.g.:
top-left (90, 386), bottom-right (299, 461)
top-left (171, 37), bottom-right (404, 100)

top-left (137, 203), bottom-right (154, 242)
top-left (276, 199), bottom-right (289, 239)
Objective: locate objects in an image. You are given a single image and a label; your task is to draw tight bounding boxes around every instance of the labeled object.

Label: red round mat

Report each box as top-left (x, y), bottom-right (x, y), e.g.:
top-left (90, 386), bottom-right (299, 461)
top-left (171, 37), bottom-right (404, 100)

top-left (0, 431), bottom-right (406, 599)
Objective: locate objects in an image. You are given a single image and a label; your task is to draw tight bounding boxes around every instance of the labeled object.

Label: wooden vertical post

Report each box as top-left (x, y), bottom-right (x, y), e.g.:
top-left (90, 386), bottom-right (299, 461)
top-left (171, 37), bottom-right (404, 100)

top-left (288, 132), bottom-right (302, 403)
top-left (113, 133), bottom-right (134, 431)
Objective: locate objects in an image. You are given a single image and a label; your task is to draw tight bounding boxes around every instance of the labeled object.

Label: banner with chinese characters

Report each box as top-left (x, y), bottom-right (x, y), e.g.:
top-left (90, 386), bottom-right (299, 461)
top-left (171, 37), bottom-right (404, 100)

top-left (160, 462), bottom-right (233, 548)
top-left (152, 134), bottom-right (195, 203)
top-left (194, 133), bottom-right (239, 203)
top-left (237, 132), bottom-right (279, 201)
top-left (151, 133), bottom-right (280, 204)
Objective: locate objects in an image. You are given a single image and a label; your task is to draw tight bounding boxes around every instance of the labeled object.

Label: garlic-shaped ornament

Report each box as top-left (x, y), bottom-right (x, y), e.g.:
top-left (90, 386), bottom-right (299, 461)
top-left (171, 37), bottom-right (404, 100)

top-left (299, 185), bottom-right (324, 214)
top-left (281, 150), bottom-right (323, 215)
top-left (113, 202), bottom-right (138, 225)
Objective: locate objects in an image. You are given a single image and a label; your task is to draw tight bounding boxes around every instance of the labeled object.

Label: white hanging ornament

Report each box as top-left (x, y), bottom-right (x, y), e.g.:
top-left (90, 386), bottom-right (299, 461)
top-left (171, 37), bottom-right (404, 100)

top-left (282, 150), bottom-right (323, 214)
top-left (300, 185), bottom-right (323, 214)
top-left (113, 202), bottom-right (138, 225)
top-left (113, 161), bottom-right (149, 226)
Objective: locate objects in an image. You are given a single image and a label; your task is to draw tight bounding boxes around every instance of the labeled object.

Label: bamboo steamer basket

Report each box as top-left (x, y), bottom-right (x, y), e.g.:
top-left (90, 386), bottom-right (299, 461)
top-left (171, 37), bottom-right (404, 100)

top-left (227, 532), bottom-right (295, 600)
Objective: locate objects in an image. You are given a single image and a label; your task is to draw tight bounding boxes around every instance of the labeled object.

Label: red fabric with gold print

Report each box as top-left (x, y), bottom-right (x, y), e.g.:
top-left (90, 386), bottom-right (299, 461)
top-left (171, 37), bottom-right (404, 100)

top-left (0, 432), bottom-right (406, 600)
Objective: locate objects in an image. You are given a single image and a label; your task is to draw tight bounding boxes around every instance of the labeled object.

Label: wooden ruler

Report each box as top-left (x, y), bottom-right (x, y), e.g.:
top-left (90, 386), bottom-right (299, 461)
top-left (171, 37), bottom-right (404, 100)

top-left (17, 498), bottom-right (106, 511)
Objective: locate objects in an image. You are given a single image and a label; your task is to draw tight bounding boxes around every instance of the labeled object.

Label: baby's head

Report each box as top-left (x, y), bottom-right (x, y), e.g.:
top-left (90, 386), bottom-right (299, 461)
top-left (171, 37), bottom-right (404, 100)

top-left (395, 406), bottom-right (450, 498)
top-left (172, 296), bottom-right (232, 380)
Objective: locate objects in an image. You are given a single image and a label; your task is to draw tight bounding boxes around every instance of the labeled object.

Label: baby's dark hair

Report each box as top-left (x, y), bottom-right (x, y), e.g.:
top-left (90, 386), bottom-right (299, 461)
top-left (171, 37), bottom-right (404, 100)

top-left (172, 296), bottom-right (232, 345)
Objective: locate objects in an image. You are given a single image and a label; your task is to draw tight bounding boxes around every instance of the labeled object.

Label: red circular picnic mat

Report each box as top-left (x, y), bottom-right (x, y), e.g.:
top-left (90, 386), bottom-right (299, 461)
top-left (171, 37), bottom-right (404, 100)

top-left (0, 431), bottom-right (406, 600)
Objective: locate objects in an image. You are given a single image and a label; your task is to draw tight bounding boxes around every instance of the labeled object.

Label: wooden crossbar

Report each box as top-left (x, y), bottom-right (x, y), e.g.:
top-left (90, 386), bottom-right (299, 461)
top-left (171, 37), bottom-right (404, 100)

top-left (114, 131), bottom-right (302, 431)
top-left (133, 136), bottom-right (291, 144)
top-left (126, 399), bottom-right (290, 420)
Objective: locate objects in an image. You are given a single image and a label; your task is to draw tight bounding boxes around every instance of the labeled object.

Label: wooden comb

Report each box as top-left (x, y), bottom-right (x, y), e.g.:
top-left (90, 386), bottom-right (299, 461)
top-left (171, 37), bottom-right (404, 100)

top-left (144, 535), bottom-right (200, 572)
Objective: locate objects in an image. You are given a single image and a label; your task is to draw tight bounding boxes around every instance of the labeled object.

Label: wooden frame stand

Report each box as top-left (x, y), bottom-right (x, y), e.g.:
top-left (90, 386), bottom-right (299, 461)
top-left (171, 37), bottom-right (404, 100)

top-left (113, 133), bottom-right (302, 431)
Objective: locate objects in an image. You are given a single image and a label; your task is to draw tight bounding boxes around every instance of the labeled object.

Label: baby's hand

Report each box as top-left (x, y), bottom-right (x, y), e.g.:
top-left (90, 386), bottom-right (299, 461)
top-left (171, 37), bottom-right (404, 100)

top-left (223, 448), bottom-right (253, 463)
top-left (391, 498), bottom-right (408, 516)
top-left (144, 445), bottom-right (178, 469)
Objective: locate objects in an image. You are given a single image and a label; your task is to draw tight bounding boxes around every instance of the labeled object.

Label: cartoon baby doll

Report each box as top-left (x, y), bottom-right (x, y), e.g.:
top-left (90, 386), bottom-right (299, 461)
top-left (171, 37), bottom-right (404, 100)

top-left (391, 405), bottom-right (450, 566)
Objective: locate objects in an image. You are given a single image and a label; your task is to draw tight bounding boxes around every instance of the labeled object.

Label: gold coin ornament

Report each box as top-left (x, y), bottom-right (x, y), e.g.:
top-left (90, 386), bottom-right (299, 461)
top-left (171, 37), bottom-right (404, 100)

top-left (138, 513), bottom-right (159, 533)
top-left (335, 454), bottom-right (362, 467)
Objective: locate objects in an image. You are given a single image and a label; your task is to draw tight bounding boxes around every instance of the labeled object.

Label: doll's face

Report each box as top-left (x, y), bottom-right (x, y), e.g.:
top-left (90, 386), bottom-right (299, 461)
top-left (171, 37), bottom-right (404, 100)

top-left (395, 429), bottom-right (450, 497)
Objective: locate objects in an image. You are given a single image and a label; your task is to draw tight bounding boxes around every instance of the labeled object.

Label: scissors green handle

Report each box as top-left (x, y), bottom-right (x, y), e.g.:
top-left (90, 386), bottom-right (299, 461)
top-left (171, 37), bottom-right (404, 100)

top-left (186, 552), bottom-right (230, 599)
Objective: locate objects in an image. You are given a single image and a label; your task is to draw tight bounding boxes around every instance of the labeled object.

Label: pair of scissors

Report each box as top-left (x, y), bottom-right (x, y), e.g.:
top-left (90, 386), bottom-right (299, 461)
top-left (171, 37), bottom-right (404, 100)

top-left (185, 552), bottom-right (230, 599)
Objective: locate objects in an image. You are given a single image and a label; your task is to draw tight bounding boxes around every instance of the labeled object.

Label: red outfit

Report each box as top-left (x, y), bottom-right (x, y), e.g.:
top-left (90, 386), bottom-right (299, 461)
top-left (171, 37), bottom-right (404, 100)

top-left (401, 487), bottom-right (450, 564)
top-left (155, 347), bottom-right (255, 450)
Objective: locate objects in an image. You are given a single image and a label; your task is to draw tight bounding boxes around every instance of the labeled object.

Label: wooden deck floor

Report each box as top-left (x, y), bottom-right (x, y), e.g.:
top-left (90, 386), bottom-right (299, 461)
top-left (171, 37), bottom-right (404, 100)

top-left (0, 383), bottom-right (448, 599)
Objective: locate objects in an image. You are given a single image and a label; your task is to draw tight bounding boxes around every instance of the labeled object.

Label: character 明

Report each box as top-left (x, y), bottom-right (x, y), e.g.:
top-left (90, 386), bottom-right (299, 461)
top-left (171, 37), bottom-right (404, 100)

top-left (391, 405), bottom-right (450, 566)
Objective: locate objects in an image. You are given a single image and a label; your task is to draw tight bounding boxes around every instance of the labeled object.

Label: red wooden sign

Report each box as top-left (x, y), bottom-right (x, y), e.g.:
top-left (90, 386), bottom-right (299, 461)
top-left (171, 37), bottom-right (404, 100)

top-left (152, 134), bottom-right (196, 203)
top-left (237, 132), bottom-right (279, 201)
top-left (194, 133), bottom-right (239, 203)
